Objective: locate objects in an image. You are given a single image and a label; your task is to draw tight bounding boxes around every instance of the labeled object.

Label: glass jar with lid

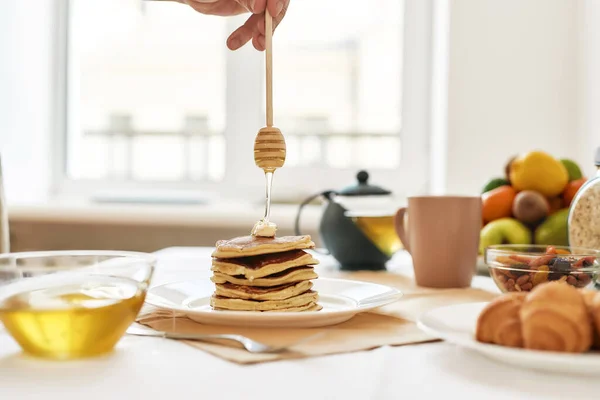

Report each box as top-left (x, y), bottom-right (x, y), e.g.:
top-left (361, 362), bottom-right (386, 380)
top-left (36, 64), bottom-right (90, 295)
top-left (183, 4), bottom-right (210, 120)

top-left (568, 147), bottom-right (600, 249)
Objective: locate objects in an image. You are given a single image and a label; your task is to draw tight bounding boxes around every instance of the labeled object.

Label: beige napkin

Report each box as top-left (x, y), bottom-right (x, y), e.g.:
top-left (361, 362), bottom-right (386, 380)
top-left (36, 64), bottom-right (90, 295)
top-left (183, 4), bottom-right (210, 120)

top-left (136, 270), bottom-right (498, 364)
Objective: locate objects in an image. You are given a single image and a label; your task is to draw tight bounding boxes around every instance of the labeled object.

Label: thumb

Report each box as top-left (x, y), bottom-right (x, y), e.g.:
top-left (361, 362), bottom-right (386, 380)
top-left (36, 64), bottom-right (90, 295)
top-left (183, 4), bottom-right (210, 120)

top-left (266, 0), bottom-right (285, 19)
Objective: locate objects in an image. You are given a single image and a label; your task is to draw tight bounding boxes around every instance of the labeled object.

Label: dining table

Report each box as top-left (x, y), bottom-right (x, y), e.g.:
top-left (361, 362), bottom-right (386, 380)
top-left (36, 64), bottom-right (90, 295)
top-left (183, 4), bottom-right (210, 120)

top-left (1, 246), bottom-right (599, 400)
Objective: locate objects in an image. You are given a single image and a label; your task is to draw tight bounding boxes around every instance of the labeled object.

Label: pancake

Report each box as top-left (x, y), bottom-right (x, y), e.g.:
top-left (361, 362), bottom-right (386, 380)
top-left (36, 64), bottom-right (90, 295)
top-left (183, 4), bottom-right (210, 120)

top-left (211, 266), bottom-right (318, 287)
top-left (210, 290), bottom-right (318, 311)
top-left (214, 280), bottom-right (313, 301)
top-left (211, 235), bottom-right (315, 258)
top-left (211, 249), bottom-right (319, 280)
top-left (212, 302), bottom-right (323, 312)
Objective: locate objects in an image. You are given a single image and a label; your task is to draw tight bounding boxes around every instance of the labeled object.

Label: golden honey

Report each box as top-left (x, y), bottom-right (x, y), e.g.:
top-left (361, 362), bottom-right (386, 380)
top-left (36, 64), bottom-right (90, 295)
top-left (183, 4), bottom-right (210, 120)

top-left (352, 215), bottom-right (403, 257)
top-left (0, 276), bottom-right (145, 359)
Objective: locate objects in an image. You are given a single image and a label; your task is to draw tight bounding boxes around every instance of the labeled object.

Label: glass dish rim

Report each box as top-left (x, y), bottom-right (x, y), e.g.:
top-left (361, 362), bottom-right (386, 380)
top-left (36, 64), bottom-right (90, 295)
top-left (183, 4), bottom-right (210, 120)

top-left (485, 244), bottom-right (600, 273)
top-left (486, 244), bottom-right (600, 257)
top-left (0, 250), bottom-right (156, 272)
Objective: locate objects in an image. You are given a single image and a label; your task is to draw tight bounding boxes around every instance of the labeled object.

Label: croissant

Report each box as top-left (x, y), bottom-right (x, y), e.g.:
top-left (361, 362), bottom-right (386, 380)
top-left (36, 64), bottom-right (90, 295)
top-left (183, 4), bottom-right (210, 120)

top-left (476, 292), bottom-right (526, 348)
top-left (520, 282), bottom-right (592, 353)
top-left (582, 289), bottom-right (600, 349)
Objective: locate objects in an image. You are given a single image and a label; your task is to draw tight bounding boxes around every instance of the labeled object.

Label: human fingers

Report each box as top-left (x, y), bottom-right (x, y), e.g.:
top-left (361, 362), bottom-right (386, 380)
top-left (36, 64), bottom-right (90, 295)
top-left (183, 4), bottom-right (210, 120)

top-left (184, 0), bottom-right (246, 16)
top-left (253, 0), bottom-right (289, 51)
top-left (226, 13), bottom-right (263, 50)
top-left (234, 0), bottom-right (267, 14)
top-left (252, 36), bottom-right (264, 51)
top-left (225, 0), bottom-right (288, 51)
top-left (266, 0), bottom-right (286, 18)
top-left (257, 0), bottom-right (289, 33)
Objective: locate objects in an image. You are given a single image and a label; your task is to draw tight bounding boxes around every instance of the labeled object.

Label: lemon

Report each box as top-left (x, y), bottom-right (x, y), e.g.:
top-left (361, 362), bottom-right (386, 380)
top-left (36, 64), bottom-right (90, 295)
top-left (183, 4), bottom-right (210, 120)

top-left (509, 151), bottom-right (568, 197)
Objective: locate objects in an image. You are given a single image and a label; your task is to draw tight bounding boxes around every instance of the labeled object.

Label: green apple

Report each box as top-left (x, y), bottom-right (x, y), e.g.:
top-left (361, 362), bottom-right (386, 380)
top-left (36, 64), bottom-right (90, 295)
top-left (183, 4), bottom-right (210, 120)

top-left (559, 159), bottom-right (583, 182)
top-left (535, 208), bottom-right (569, 246)
top-left (479, 217), bottom-right (532, 254)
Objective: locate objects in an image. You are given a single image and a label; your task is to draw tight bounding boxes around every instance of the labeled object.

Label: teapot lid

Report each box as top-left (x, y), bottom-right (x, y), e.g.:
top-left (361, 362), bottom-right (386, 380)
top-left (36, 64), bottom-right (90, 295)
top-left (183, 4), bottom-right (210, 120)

top-left (338, 171), bottom-right (391, 196)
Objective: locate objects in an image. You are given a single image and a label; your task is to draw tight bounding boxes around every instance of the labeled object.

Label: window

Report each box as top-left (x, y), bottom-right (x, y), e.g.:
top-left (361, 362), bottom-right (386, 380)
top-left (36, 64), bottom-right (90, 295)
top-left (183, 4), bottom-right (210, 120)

top-left (269, 0), bottom-right (403, 170)
top-left (66, 0), bottom-right (226, 183)
top-left (58, 0), bottom-right (432, 201)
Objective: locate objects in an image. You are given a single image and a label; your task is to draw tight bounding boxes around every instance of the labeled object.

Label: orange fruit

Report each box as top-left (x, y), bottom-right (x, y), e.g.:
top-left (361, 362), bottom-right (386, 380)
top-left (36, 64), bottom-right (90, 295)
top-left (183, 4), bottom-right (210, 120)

top-left (563, 177), bottom-right (587, 207)
top-left (547, 196), bottom-right (564, 214)
top-left (481, 185), bottom-right (516, 222)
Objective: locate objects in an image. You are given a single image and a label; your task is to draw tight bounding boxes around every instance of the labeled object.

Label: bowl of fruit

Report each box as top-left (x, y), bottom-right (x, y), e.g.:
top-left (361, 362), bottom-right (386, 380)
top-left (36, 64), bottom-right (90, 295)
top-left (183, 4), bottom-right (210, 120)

top-left (485, 244), bottom-right (600, 293)
top-left (476, 150), bottom-right (589, 273)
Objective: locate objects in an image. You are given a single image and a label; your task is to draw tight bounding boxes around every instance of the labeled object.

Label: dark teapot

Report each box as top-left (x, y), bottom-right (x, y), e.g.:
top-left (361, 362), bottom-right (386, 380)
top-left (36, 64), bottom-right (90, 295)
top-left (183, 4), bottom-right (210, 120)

top-left (295, 171), bottom-right (403, 271)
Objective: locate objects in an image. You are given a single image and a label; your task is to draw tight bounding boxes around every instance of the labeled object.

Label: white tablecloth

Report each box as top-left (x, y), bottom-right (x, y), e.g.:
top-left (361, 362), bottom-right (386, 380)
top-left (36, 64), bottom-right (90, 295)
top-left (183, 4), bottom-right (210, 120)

top-left (1, 247), bottom-right (598, 400)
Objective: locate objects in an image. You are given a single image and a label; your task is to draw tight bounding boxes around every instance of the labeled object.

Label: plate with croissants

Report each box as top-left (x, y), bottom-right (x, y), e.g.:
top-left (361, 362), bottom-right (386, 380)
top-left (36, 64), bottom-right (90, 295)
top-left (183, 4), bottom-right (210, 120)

top-left (417, 281), bottom-right (600, 375)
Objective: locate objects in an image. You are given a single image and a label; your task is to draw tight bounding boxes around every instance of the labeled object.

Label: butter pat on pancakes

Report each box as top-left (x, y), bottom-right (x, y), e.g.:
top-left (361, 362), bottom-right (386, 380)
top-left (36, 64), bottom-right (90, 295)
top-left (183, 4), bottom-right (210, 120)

top-left (210, 234), bottom-right (322, 312)
top-left (251, 220), bottom-right (277, 237)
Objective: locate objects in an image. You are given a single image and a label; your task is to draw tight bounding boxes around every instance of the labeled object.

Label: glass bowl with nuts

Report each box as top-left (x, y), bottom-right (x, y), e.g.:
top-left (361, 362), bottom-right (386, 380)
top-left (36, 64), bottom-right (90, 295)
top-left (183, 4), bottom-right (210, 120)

top-left (485, 245), bottom-right (600, 293)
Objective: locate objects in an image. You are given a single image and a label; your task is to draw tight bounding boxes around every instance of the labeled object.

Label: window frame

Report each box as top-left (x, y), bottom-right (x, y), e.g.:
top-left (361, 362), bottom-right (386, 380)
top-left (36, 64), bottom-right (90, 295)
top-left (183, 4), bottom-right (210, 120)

top-left (52, 0), bottom-right (435, 202)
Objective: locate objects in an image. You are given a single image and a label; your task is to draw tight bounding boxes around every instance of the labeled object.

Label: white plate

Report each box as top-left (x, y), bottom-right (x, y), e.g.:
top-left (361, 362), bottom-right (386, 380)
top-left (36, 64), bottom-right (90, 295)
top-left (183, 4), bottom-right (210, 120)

top-left (145, 277), bottom-right (402, 328)
top-left (417, 302), bottom-right (600, 376)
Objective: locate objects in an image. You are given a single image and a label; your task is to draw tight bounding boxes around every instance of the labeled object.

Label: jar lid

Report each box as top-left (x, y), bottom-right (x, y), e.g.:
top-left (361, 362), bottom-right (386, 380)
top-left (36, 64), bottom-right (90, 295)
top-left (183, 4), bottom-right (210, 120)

top-left (595, 147), bottom-right (600, 166)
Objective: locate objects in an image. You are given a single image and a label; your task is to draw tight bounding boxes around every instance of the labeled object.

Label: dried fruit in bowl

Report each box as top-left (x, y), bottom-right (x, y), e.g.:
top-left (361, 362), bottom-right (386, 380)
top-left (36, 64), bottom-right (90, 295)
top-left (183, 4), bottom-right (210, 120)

top-left (532, 265), bottom-right (549, 286)
top-left (491, 247), bottom-right (597, 293)
top-left (507, 254), bottom-right (534, 265)
top-left (496, 255), bottom-right (526, 266)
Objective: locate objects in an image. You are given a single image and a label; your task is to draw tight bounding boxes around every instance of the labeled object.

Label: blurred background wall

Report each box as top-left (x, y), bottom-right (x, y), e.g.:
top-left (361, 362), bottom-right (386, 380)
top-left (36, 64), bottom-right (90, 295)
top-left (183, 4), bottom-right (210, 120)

top-left (444, 0), bottom-right (580, 194)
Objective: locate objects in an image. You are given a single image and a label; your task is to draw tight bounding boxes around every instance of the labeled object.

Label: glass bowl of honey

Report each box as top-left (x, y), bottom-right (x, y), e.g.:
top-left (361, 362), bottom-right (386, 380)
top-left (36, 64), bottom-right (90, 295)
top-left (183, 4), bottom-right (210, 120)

top-left (0, 250), bottom-right (155, 360)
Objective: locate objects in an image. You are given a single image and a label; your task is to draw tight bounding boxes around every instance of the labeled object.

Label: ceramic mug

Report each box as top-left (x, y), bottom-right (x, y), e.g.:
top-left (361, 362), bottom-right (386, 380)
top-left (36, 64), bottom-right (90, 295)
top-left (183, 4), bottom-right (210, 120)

top-left (394, 196), bottom-right (482, 288)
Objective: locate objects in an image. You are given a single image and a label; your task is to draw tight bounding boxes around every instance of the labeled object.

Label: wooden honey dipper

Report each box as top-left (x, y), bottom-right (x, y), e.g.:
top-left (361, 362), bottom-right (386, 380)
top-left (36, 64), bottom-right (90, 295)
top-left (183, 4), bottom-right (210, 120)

top-left (252, 9), bottom-right (285, 232)
top-left (254, 9), bottom-right (285, 171)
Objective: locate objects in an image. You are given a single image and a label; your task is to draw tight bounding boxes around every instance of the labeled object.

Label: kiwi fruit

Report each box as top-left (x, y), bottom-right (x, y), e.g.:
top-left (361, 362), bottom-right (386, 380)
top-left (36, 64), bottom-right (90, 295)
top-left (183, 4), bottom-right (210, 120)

top-left (512, 190), bottom-right (550, 224)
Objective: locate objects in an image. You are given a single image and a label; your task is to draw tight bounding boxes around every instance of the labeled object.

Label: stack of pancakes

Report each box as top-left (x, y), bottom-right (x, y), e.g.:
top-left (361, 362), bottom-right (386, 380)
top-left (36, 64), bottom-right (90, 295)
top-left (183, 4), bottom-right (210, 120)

top-left (210, 235), bottom-right (322, 312)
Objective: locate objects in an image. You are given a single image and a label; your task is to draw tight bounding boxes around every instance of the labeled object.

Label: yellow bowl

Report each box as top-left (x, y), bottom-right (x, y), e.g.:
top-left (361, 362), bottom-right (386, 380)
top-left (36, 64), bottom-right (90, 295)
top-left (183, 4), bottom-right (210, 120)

top-left (0, 251), bottom-right (155, 359)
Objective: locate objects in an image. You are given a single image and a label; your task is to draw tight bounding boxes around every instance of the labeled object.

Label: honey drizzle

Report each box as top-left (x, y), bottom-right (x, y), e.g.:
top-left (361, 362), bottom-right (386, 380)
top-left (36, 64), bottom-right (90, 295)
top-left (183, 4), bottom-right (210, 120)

top-left (263, 171), bottom-right (274, 223)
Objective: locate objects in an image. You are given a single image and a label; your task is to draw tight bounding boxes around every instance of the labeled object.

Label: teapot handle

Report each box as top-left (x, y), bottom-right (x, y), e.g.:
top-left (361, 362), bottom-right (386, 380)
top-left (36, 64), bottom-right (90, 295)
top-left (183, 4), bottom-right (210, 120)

top-left (294, 191), bottom-right (335, 255)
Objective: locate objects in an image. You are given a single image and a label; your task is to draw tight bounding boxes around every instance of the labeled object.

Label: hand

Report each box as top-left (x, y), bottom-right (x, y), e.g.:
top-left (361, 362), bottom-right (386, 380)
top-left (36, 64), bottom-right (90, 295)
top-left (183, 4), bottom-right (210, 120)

top-left (180, 0), bottom-right (290, 51)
